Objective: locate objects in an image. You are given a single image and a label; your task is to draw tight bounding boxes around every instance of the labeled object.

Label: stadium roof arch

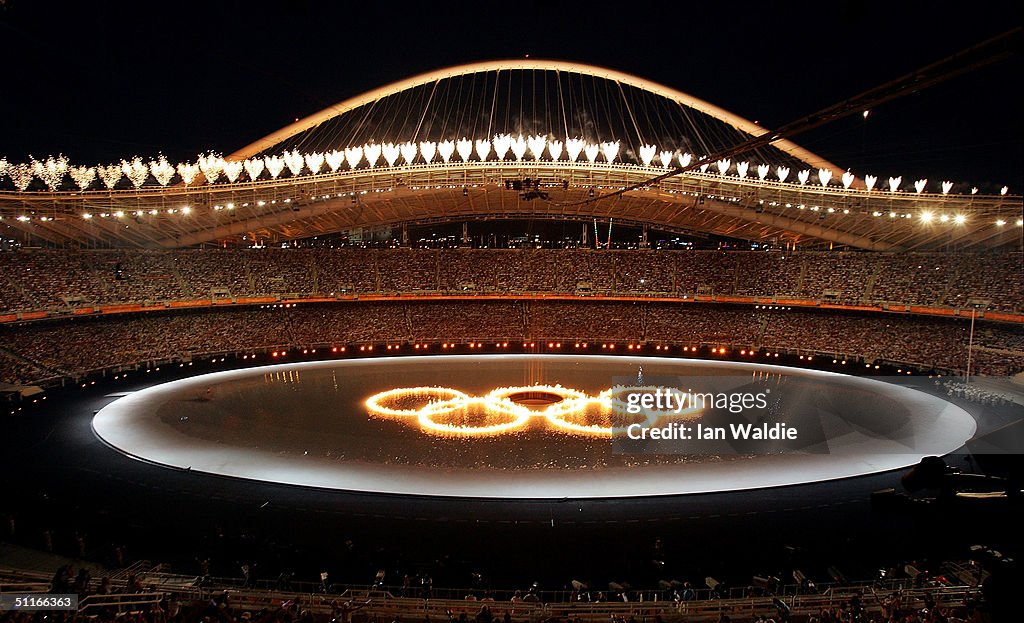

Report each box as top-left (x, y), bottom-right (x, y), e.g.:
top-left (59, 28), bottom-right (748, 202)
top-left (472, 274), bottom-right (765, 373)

top-left (0, 60), bottom-right (1020, 250)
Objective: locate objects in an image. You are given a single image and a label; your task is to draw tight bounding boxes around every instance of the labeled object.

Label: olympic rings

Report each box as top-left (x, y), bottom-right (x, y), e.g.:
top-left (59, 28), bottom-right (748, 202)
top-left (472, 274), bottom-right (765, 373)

top-left (365, 384), bottom-right (704, 437)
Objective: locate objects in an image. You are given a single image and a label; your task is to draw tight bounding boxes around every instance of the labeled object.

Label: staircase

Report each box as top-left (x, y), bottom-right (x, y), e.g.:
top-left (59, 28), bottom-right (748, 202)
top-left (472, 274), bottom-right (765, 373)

top-left (0, 345), bottom-right (66, 380)
top-left (166, 255), bottom-right (193, 298)
top-left (862, 263), bottom-right (883, 301)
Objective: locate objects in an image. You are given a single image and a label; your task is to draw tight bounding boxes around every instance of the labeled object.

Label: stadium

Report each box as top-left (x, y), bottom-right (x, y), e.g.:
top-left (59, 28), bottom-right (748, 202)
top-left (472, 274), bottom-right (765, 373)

top-left (0, 5), bottom-right (1021, 622)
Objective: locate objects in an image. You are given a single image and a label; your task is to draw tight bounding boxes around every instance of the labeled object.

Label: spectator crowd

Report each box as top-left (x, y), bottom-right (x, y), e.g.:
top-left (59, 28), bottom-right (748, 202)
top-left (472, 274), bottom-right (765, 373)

top-left (1, 301), bottom-right (1022, 386)
top-left (0, 249), bottom-right (1020, 312)
top-left (0, 248), bottom-right (1021, 386)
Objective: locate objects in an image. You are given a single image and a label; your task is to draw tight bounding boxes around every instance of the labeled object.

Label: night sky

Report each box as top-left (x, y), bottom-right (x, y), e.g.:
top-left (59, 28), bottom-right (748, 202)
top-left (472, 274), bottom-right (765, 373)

top-left (1, 1), bottom-right (1020, 192)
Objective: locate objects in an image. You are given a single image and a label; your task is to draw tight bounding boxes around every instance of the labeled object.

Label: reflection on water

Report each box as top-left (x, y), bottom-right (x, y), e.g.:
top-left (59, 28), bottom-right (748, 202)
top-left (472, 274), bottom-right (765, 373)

top-left (156, 356), bottom-right (907, 470)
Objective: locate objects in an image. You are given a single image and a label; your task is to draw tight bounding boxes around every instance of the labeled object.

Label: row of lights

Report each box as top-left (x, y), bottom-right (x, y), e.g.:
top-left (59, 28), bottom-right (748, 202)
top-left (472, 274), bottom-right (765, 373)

top-left (2, 174), bottom-right (1018, 224)
top-left (79, 207), bottom-right (192, 220)
top-left (5, 209), bottom-right (1019, 230)
top-left (4, 147), bottom-right (1012, 197)
top-left (66, 342), bottom-right (916, 395)
top-left (330, 342), bottom-right (907, 370)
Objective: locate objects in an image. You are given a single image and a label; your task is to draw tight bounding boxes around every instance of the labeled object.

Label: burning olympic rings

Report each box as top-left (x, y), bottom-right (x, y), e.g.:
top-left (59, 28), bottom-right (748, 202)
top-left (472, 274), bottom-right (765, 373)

top-left (364, 385), bottom-right (703, 436)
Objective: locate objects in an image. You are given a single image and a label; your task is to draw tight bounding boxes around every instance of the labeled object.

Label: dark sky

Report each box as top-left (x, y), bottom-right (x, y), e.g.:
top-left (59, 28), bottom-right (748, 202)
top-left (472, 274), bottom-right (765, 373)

top-left (1, 0), bottom-right (1020, 192)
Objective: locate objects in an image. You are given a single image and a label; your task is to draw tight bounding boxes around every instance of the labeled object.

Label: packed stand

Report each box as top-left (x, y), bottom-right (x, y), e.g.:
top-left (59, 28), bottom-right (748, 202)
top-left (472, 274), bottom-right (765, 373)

top-left (2, 301), bottom-right (1022, 386)
top-left (0, 249), bottom-right (1020, 312)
